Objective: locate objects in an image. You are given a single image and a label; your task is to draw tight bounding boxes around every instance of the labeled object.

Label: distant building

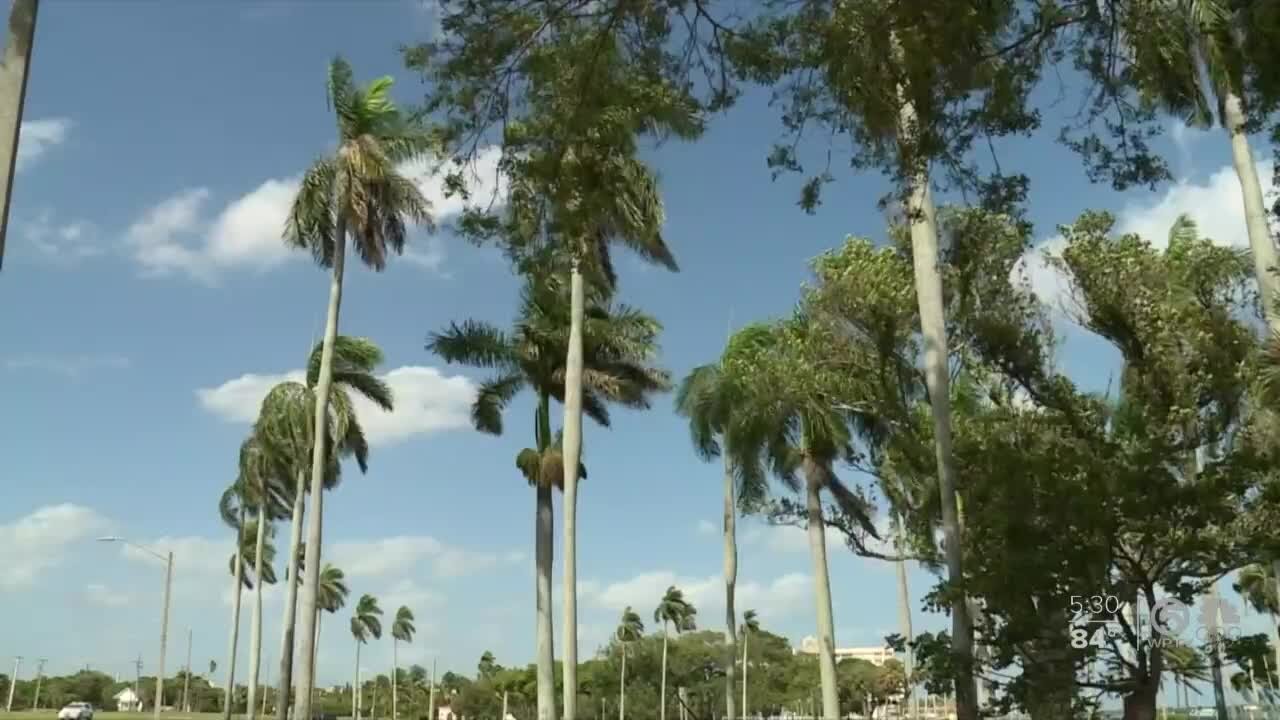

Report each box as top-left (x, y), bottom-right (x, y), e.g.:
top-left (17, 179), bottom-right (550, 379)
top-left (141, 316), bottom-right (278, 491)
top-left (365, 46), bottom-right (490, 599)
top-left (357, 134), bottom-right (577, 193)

top-left (794, 636), bottom-right (896, 666)
top-left (114, 688), bottom-right (143, 712)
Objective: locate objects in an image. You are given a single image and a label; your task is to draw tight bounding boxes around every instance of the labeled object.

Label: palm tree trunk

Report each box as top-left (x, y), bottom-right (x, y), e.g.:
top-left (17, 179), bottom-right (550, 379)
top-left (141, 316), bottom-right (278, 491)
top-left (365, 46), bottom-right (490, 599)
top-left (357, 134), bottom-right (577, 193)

top-left (0, 0), bottom-right (37, 268)
top-left (893, 514), bottom-right (915, 719)
top-left (802, 464), bottom-right (839, 720)
top-left (427, 663), bottom-right (436, 720)
top-left (225, 509), bottom-right (247, 720)
top-left (561, 259), bottom-right (585, 720)
top-left (311, 609), bottom-right (323, 714)
top-left (618, 647), bottom-right (626, 720)
top-left (277, 474), bottom-right (305, 720)
top-left (741, 631), bottom-right (748, 717)
top-left (392, 640), bottom-right (398, 720)
top-left (722, 456), bottom-right (738, 720)
top-left (535, 481), bottom-right (556, 720)
top-left (295, 213), bottom-right (347, 720)
top-left (248, 513), bottom-right (269, 720)
top-left (894, 73), bottom-right (976, 720)
top-left (660, 624), bottom-right (670, 720)
top-left (353, 642), bottom-right (361, 720)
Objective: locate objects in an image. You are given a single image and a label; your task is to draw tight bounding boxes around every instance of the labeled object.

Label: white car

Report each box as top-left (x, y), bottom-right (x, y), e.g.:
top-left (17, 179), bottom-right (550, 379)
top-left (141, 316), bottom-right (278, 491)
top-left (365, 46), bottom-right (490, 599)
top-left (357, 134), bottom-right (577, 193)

top-left (58, 702), bottom-right (94, 720)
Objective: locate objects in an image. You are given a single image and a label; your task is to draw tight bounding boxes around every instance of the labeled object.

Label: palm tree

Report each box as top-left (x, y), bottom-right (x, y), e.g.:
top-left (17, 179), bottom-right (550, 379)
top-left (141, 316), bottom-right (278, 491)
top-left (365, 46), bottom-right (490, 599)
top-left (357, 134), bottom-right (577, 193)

top-left (615, 607), bottom-right (644, 720)
top-left (350, 594), bottom-right (384, 720)
top-left (286, 57), bottom-right (434, 720)
top-left (260, 337), bottom-right (394, 720)
top-left (739, 610), bottom-right (759, 716)
top-left (654, 586), bottom-right (697, 720)
top-left (428, 275), bottom-right (670, 720)
top-left (722, 320), bottom-right (880, 720)
top-left (0, 0), bottom-right (37, 267)
top-left (310, 564), bottom-right (349, 710)
top-left (676, 359), bottom-right (768, 720)
top-left (219, 483), bottom-right (248, 720)
top-left (240, 438), bottom-right (288, 720)
top-left (391, 607), bottom-right (415, 720)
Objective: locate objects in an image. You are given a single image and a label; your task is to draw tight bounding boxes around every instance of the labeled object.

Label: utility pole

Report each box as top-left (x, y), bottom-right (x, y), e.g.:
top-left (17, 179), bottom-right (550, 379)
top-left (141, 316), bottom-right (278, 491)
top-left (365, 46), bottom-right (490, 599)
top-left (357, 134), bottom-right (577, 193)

top-left (155, 550), bottom-right (174, 720)
top-left (32, 659), bottom-right (47, 710)
top-left (182, 629), bottom-right (192, 713)
top-left (6, 656), bottom-right (22, 712)
top-left (135, 656), bottom-right (144, 712)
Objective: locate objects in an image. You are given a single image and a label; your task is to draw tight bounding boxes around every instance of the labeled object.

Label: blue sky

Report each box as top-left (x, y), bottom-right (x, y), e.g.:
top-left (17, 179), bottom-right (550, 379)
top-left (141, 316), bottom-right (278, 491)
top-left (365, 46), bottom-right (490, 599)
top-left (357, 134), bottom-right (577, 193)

top-left (2, 0), bottom-right (1277, 709)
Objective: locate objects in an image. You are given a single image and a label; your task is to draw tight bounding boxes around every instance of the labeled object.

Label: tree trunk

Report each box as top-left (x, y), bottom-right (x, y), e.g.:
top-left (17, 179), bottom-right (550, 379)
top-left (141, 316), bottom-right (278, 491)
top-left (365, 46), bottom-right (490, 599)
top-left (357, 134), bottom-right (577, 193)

top-left (894, 75), bottom-right (975, 720)
top-left (722, 456), bottom-right (738, 720)
top-left (277, 474), bottom-right (305, 720)
top-left (561, 259), bottom-right (585, 720)
top-left (802, 463), bottom-right (839, 720)
top-left (535, 482), bottom-right (556, 720)
top-left (1207, 584), bottom-right (1229, 720)
top-left (741, 631), bottom-right (748, 718)
top-left (311, 610), bottom-right (323, 714)
top-left (294, 213), bottom-right (348, 720)
top-left (427, 663), bottom-right (436, 720)
top-left (618, 647), bottom-right (626, 720)
top-left (893, 514), bottom-right (915, 718)
top-left (392, 640), bottom-right (398, 720)
top-left (225, 508), bottom-right (247, 720)
top-left (660, 624), bottom-right (669, 720)
top-left (353, 642), bottom-right (361, 720)
top-left (248, 513), bottom-right (269, 720)
top-left (1122, 681), bottom-right (1158, 720)
top-left (0, 0), bottom-right (37, 269)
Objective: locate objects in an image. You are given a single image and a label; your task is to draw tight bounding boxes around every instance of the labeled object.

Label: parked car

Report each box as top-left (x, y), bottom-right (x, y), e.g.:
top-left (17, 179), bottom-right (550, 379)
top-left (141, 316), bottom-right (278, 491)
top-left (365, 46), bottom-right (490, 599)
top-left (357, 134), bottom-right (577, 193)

top-left (58, 702), bottom-right (94, 720)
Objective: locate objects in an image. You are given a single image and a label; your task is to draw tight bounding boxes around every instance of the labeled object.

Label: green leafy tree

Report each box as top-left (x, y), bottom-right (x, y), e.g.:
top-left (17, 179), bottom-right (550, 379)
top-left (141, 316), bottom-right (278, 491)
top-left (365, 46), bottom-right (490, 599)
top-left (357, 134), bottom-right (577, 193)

top-left (413, 6), bottom-right (707, 713)
top-left (653, 586), bottom-right (697, 720)
top-left (285, 58), bottom-right (435, 720)
top-left (429, 275), bottom-right (670, 720)
top-left (391, 607), bottom-right (416, 720)
top-left (350, 594), bottom-right (384, 719)
top-left (239, 436), bottom-right (289, 720)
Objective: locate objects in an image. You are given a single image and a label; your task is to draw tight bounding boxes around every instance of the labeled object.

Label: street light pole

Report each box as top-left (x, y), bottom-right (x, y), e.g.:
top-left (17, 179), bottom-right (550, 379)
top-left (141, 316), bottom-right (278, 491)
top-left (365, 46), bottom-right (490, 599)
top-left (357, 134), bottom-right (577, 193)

top-left (97, 537), bottom-right (174, 720)
top-left (33, 659), bottom-right (47, 710)
top-left (6, 656), bottom-right (21, 711)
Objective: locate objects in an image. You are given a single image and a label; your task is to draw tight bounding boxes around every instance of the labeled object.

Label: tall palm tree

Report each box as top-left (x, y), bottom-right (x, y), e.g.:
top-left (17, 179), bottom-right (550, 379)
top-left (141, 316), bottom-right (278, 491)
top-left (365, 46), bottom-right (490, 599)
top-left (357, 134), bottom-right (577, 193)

top-left (310, 564), bottom-right (349, 710)
top-left (240, 438), bottom-right (288, 720)
top-left (723, 320), bottom-right (880, 720)
top-left (615, 607), bottom-right (644, 720)
top-left (285, 57), bottom-right (434, 720)
top-left (654, 586), bottom-right (697, 720)
top-left (0, 0), bottom-right (38, 268)
top-left (260, 337), bottom-right (394, 720)
top-left (428, 275), bottom-right (670, 720)
top-left (676, 359), bottom-right (769, 720)
top-left (219, 483), bottom-right (248, 720)
top-left (391, 607), bottom-right (415, 720)
top-left (739, 610), bottom-right (760, 717)
top-left (350, 594), bottom-right (384, 720)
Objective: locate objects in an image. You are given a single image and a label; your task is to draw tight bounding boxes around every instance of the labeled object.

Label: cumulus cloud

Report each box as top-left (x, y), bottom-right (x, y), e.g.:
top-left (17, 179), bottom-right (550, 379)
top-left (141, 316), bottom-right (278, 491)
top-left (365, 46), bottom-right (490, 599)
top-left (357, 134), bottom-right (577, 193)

top-left (328, 535), bottom-right (513, 579)
top-left (1016, 160), bottom-right (1276, 310)
top-left (126, 146), bottom-right (506, 283)
top-left (579, 570), bottom-right (812, 627)
top-left (17, 118), bottom-right (72, 172)
top-left (195, 365), bottom-right (475, 446)
top-left (0, 504), bottom-right (112, 589)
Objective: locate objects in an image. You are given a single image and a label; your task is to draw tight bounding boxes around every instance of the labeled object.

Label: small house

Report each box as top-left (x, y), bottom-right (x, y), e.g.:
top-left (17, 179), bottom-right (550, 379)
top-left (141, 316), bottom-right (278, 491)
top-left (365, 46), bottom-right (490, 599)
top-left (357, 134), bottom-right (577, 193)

top-left (114, 687), bottom-right (143, 712)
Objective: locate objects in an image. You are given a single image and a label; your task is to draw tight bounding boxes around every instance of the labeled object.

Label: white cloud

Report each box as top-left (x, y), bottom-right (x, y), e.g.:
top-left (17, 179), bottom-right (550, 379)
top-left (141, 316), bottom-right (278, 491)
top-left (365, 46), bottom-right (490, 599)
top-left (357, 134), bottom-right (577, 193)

top-left (695, 519), bottom-right (716, 536)
top-left (17, 118), bottom-right (71, 172)
top-left (195, 365), bottom-right (476, 446)
top-left (579, 570), bottom-right (812, 629)
top-left (328, 535), bottom-right (511, 579)
top-left (0, 504), bottom-right (112, 589)
top-left (126, 146), bottom-right (506, 283)
top-left (85, 582), bottom-right (133, 608)
top-left (4, 353), bottom-right (130, 377)
top-left (1017, 160), bottom-right (1276, 309)
top-left (20, 210), bottom-right (100, 262)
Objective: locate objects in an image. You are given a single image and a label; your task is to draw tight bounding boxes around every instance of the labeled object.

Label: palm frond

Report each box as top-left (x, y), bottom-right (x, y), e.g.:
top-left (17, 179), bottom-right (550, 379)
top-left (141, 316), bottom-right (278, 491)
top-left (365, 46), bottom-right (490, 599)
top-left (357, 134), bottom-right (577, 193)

top-left (428, 321), bottom-right (517, 369)
top-left (473, 372), bottom-right (526, 435)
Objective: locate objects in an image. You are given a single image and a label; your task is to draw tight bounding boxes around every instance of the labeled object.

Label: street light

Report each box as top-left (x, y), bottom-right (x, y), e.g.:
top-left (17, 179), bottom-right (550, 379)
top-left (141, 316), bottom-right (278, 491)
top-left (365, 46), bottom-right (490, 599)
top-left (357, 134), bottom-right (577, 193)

top-left (98, 536), bottom-right (173, 720)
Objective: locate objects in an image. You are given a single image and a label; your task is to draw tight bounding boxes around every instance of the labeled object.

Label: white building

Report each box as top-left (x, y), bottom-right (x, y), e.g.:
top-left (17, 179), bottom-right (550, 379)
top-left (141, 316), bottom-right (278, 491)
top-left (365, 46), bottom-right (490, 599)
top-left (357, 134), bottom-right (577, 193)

top-left (114, 688), bottom-right (143, 712)
top-left (795, 635), bottom-right (896, 666)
